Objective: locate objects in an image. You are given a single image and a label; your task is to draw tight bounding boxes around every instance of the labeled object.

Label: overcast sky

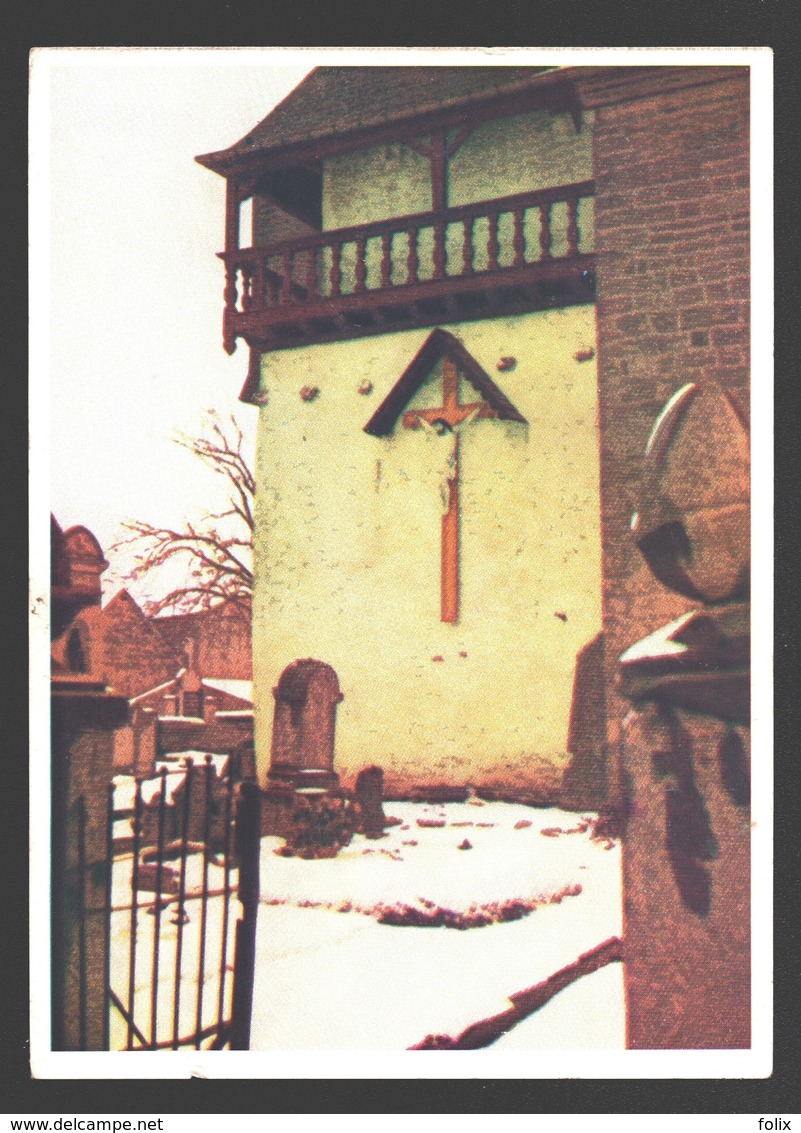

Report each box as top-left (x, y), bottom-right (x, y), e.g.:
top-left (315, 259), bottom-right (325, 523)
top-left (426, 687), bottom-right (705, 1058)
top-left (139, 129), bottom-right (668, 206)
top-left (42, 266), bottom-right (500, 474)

top-left (31, 47), bottom-right (552, 603)
top-left (31, 49), bottom-right (318, 600)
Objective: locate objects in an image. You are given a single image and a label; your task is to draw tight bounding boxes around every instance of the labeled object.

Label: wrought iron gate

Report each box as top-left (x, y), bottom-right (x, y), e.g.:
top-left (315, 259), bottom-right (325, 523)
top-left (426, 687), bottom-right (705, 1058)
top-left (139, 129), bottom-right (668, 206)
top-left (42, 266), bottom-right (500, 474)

top-left (105, 763), bottom-right (260, 1051)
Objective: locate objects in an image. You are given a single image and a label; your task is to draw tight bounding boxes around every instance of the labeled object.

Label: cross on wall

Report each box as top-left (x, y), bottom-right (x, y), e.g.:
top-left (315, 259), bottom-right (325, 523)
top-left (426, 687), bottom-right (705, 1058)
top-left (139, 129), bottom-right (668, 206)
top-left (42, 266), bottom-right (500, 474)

top-left (363, 328), bottom-right (527, 625)
top-left (402, 358), bottom-right (501, 623)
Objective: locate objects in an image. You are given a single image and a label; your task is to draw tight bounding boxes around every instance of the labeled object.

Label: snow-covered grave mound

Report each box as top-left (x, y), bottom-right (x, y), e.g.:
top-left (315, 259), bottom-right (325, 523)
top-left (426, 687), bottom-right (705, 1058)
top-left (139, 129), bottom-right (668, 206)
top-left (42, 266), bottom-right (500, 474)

top-left (251, 801), bottom-right (624, 1050)
top-left (260, 800), bottom-right (614, 925)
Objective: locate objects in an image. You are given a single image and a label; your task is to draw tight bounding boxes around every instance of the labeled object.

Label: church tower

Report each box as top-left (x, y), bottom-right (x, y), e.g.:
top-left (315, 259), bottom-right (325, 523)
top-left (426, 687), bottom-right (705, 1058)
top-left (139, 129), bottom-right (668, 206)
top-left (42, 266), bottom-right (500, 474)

top-left (197, 66), bottom-right (602, 799)
top-left (198, 64), bottom-right (753, 1050)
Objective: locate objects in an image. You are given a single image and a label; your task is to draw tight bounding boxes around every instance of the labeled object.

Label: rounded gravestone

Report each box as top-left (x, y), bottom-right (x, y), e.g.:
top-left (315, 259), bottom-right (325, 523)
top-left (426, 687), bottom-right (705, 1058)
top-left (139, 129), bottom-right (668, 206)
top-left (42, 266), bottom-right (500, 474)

top-left (268, 658), bottom-right (343, 789)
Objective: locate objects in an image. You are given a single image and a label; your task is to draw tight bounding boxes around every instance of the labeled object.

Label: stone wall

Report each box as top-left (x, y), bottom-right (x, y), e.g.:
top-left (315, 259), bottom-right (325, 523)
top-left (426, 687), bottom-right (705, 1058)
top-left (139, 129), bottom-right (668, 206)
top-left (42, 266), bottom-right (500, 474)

top-left (587, 67), bottom-right (750, 723)
top-left (100, 592), bottom-right (182, 697)
top-left (583, 67), bottom-right (751, 1050)
top-left (51, 682), bottom-right (128, 1049)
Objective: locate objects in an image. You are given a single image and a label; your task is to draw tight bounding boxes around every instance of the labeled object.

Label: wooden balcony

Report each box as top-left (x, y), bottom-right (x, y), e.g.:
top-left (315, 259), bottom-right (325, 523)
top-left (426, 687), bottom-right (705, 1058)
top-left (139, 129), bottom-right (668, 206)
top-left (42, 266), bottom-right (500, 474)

top-left (220, 180), bottom-right (596, 356)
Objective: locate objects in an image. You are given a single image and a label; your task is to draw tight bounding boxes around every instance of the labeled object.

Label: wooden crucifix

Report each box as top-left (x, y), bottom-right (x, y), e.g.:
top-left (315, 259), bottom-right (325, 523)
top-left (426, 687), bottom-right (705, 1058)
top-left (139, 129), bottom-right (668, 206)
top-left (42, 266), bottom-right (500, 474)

top-left (402, 358), bottom-right (500, 622)
top-left (363, 328), bottom-right (527, 625)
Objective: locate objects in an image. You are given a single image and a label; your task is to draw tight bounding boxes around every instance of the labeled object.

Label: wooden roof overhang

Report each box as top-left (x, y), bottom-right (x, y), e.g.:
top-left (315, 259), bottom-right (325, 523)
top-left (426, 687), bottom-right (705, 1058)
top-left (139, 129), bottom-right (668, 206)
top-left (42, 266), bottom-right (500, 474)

top-left (195, 71), bottom-right (584, 187)
top-left (195, 63), bottom-right (749, 189)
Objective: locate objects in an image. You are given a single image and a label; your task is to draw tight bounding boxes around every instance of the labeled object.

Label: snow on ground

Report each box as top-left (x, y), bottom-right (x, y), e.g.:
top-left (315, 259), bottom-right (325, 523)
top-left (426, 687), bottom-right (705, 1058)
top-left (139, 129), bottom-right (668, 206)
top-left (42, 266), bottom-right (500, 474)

top-left (490, 963), bottom-right (625, 1050)
top-left (107, 800), bottom-right (624, 1051)
top-left (250, 801), bottom-right (624, 1050)
top-left (109, 853), bottom-right (238, 1050)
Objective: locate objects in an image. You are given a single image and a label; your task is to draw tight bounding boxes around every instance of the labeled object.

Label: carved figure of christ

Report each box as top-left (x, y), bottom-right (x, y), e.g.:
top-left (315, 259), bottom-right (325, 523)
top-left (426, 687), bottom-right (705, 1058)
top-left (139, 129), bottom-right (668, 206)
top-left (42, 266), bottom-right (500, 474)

top-left (402, 358), bottom-right (499, 622)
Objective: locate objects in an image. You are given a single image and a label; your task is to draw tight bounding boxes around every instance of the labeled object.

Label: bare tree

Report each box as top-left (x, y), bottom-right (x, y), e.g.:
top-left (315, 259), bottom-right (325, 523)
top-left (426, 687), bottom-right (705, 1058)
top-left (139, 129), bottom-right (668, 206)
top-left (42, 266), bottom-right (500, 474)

top-left (110, 411), bottom-right (254, 617)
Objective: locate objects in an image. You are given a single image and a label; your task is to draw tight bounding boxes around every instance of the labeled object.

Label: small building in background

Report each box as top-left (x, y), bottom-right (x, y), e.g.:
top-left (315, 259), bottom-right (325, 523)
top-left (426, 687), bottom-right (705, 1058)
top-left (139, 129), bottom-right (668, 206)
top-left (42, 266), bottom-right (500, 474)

top-left (50, 516), bottom-right (255, 781)
top-left (128, 665), bottom-right (255, 781)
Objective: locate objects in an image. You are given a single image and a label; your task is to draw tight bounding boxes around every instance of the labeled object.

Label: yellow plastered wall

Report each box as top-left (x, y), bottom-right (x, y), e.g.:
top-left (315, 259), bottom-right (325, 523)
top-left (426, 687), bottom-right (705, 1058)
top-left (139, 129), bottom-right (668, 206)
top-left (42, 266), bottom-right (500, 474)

top-left (253, 306), bottom-right (601, 792)
top-left (319, 109), bottom-right (594, 298)
top-left (322, 109), bottom-right (594, 227)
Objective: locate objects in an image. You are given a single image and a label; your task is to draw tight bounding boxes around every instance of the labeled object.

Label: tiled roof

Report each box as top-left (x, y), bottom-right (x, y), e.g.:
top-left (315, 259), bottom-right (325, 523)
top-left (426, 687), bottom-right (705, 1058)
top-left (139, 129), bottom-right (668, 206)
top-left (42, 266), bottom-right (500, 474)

top-left (202, 65), bottom-right (554, 163)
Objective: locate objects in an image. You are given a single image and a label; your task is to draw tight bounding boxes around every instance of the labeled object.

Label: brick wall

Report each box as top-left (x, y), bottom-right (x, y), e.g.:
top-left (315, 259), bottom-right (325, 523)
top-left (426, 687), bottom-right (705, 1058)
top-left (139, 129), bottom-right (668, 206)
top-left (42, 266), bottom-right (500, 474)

top-left (98, 591), bottom-right (182, 699)
top-left (589, 68), bottom-right (752, 697)
top-left (587, 68), bottom-right (750, 726)
top-left (584, 68), bottom-right (751, 1049)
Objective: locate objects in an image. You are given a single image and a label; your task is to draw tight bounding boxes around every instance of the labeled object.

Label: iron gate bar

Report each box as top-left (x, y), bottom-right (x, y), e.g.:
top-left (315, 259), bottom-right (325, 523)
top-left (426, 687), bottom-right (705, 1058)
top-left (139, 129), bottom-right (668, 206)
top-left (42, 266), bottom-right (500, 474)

top-left (150, 768), bottom-right (168, 1047)
top-left (126, 781), bottom-right (143, 1050)
top-left (171, 762), bottom-right (193, 1050)
top-left (76, 798), bottom-right (88, 1051)
top-left (210, 1024), bottom-right (231, 1050)
top-left (229, 780), bottom-right (260, 1050)
top-left (216, 771), bottom-right (235, 1034)
top-left (194, 757), bottom-right (214, 1048)
top-left (109, 987), bottom-right (149, 1048)
top-left (105, 766), bottom-right (258, 1051)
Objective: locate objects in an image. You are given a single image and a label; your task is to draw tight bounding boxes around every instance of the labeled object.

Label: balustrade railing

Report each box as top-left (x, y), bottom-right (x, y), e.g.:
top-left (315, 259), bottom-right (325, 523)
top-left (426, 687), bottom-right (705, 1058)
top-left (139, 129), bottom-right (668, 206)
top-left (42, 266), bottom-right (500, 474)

top-left (220, 180), bottom-right (595, 327)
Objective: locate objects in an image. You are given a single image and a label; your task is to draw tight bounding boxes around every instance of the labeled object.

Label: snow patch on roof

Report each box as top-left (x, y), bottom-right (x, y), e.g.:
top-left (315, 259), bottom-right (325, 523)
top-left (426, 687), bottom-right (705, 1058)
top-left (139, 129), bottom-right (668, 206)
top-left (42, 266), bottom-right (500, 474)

top-left (203, 678), bottom-right (253, 703)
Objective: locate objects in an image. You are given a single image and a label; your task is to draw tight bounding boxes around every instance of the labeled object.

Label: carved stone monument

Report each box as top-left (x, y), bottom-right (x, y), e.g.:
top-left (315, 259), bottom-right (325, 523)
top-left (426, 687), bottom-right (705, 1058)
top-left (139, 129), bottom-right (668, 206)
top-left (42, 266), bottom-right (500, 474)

top-left (262, 658), bottom-right (345, 837)
top-left (617, 380), bottom-right (751, 1049)
top-left (354, 764), bottom-right (388, 839)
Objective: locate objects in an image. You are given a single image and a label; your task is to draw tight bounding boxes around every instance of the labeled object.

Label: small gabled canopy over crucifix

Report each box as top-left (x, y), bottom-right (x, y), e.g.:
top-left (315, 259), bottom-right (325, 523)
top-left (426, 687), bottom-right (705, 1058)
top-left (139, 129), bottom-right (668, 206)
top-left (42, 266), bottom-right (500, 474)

top-left (364, 328), bottom-right (527, 623)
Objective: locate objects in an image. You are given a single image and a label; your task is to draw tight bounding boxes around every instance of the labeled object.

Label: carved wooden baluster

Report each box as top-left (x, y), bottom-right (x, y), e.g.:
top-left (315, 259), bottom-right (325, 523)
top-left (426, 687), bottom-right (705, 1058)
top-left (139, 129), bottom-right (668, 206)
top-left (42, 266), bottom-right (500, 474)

top-left (567, 195), bottom-right (580, 257)
top-left (281, 251), bottom-right (294, 303)
top-left (329, 241), bottom-right (342, 297)
top-left (381, 231), bottom-right (393, 289)
top-left (462, 217), bottom-right (475, 276)
top-left (539, 202), bottom-right (553, 260)
top-left (223, 260), bottom-right (238, 322)
top-left (513, 207), bottom-right (526, 267)
top-left (241, 265), bottom-right (253, 311)
top-left (433, 218), bottom-right (447, 280)
top-left (407, 225), bottom-right (419, 284)
top-left (355, 236), bottom-right (368, 293)
top-left (487, 210), bottom-right (500, 271)
top-left (305, 247), bottom-right (318, 298)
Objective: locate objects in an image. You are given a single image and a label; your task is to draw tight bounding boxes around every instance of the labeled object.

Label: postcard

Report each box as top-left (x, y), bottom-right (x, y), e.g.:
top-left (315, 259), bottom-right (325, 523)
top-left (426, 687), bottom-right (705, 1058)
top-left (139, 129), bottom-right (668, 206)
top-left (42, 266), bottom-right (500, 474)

top-left (29, 45), bottom-right (772, 1080)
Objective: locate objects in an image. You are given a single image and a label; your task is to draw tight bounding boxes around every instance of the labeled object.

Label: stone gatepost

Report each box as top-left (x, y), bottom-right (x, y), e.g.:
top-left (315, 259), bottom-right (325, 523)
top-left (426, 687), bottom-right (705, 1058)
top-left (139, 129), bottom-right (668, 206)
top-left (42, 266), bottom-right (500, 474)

top-left (51, 675), bottom-right (129, 1050)
top-left (262, 659), bottom-right (345, 836)
top-left (617, 380), bottom-right (751, 1049)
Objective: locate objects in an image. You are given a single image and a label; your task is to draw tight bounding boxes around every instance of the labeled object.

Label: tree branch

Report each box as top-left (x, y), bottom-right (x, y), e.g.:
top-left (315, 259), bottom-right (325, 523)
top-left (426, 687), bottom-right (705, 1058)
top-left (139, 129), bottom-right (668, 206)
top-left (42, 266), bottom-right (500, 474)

top-left (109, 411), bottom-right (256, 616)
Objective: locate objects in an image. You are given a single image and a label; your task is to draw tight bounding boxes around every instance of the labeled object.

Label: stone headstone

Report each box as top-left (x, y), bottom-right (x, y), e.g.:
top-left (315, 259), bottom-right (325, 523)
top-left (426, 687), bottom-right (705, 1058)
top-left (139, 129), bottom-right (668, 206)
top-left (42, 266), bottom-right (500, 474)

top-left (268, 658), bottom-right (343, 790)
top-left (354, 765), bottom-right (387, 838)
